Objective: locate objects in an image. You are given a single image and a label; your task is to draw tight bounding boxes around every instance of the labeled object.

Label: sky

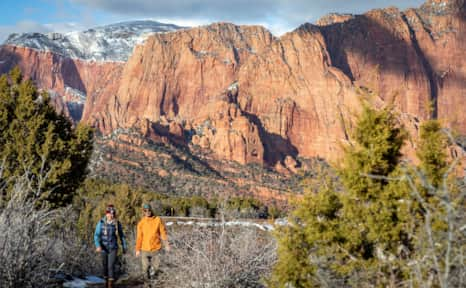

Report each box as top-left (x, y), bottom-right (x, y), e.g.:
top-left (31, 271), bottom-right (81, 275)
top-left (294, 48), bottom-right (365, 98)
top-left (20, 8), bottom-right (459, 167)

top-left (0, 0), bottom-right (427, 42)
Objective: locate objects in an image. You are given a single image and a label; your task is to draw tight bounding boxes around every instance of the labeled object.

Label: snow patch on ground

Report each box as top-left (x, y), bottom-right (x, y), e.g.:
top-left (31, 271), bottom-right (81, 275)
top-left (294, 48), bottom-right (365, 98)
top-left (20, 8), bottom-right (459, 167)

top-left (63, 275), bottom-right (105, 288)
top-left (164, 218), bottom-right (286, 231)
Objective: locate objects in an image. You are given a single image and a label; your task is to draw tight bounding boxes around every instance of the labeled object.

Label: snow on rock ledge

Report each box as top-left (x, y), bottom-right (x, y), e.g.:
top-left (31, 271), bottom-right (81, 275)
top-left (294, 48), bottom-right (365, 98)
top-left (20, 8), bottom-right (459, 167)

top-left (4, 20), bottom-right (185, 62)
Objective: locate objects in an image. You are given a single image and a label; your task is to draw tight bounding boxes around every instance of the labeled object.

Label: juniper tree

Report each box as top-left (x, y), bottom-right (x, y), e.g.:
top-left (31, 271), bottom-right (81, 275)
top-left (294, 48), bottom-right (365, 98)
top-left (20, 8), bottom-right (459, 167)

top-left (336, 105), bottom-right (413, 285)
top-left (416, 120), bottom-right (449, 189)
top-left (268, 172), bottom-right (343, 287)
top-left (412, 120), bottom-right (451, 237)
top-left (0, 67), bottom-right (93, 208)
top-left (408, 120), bottom-right (464, 287)
top-left (269, 105), bottom-right (412, 287)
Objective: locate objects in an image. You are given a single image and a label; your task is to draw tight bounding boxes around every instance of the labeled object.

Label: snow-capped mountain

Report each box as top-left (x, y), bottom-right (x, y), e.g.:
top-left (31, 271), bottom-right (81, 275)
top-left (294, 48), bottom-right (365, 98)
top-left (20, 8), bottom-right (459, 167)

top-left (4, 20), bottom-right (184, 62)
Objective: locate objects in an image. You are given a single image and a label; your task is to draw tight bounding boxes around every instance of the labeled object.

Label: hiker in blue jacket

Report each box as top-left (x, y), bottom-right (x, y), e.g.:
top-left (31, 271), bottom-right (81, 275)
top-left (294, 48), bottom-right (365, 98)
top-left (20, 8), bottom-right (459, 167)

top-left (94, 204), bottom-right (127, 288)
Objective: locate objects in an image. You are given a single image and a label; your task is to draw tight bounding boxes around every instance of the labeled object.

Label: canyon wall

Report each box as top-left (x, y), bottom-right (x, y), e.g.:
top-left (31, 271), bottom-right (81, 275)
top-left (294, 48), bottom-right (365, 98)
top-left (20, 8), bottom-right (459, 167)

top-left (1, 0), bottom-right (464, 168)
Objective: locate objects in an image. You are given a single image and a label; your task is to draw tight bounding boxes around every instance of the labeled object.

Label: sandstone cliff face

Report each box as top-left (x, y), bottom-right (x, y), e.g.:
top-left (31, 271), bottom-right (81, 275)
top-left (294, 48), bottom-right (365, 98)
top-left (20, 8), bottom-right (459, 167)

top-left (236, 25), bottom-right (359, 163)
top-left (86, 23), bottom-right (359, 165)
top-left (0, 0), bottom-right (464, 169)
top-left (410, 0), bottom-right (466, 133)
top-left (0, 45), bottom-right (124, 122)
top-left (319, 8), bottom-right (432, 120)
top-left (318, 0), bottom-right (465, 133)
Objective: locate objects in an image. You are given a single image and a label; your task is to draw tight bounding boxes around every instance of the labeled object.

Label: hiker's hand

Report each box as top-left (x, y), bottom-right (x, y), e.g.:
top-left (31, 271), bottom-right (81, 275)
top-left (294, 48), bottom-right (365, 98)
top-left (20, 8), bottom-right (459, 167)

top-left (162, 240), bottom-right (170, 252)
top-left (96, 247), bottom-right (102, 253)
top-left (135, 250), bottom-right (140, 257)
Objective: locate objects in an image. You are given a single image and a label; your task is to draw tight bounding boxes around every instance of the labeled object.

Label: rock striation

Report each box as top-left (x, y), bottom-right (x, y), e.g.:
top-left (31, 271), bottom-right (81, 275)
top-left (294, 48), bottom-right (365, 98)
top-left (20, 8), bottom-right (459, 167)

top-left (83, 22), bottom-right (360, 165)
top-left (0, 0), bottom-right (464, 169)
top-left (318, 0), bottom-right (465, 134)
top-left (0, 45), bottom-right (124, 122)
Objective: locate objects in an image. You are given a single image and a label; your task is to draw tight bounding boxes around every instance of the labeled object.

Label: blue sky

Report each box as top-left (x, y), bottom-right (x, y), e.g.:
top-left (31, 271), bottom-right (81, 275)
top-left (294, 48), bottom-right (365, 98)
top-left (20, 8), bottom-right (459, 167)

top-left (0, 0), bottom-right (426, 41)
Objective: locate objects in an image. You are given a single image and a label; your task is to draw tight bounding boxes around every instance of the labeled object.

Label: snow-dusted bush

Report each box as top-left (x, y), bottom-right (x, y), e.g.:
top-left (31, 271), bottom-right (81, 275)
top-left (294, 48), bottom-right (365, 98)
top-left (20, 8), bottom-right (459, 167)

top-left (0, 173), bottom-right (65, 287)
top-left (121, 224), bottom-right (276, 287)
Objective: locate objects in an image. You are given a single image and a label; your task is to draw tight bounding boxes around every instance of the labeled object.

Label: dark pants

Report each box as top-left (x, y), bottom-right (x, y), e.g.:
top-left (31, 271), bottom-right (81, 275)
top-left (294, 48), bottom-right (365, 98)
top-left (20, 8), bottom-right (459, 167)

top-left (101, 249), bottom-right (117, 279)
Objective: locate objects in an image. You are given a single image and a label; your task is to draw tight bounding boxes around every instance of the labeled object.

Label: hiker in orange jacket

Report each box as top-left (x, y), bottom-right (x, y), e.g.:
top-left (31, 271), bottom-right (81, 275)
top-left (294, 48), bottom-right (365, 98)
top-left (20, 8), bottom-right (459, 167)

top-left (135, 203), bottom-right (170, 287)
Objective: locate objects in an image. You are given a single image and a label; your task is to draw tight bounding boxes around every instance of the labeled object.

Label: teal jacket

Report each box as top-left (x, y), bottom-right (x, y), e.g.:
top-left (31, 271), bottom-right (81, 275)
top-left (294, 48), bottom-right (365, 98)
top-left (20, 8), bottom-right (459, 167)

top-left (94, 217), bottom-right (127, 252)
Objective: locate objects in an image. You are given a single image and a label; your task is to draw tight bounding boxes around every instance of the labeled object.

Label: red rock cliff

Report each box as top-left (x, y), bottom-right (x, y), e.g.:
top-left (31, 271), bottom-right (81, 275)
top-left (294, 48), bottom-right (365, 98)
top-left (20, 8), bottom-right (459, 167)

top-left (0, 45), bottom-right (124, 122)
top-left (318, 0), bottom-right (465, 133)
top-left (85, 23), bottom-right (360, 165)
top-left (1, 0), bottom-right (464, 167)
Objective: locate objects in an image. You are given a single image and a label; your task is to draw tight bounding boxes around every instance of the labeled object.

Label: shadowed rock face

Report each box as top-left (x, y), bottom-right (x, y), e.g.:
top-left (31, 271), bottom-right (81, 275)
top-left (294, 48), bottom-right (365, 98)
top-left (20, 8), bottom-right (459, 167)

top-left (319, 0), bottom-right (465, 132)
top-left (0, 45), bottom-right (125, 122)
top-left (412, 0), bottom-right (466, 131)
top-left (0, 0), bottom-right (464, 168)
top-left (85, 23), bottom-right (359, 165)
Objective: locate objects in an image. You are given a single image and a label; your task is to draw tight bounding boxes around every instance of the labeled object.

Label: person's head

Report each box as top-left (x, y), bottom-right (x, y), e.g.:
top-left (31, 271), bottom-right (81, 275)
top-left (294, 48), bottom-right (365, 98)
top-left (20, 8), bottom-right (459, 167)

top-left (105, 204), bottom-right (116, 220)
top-left (142, 203), bottom-right (152, 217)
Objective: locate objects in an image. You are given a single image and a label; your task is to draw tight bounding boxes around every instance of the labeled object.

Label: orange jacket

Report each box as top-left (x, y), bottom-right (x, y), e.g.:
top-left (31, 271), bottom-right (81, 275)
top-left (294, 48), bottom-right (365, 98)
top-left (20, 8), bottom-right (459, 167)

top-left (136, 216), bottom-right (168, 252)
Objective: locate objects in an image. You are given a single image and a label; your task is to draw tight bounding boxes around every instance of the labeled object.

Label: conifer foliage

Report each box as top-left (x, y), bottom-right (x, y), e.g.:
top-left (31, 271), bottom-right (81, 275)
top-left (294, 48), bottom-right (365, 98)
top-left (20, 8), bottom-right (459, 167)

top-left (270, 102), bottom-right (465, 287)
top-left (269, 105), bottom-right (413, 287)
top-left (409, 120), bottom-right (464, 287)
top-left (416, 120), bottom-right (449, 189)
top-left (0, 67), bottom-right (93, 207)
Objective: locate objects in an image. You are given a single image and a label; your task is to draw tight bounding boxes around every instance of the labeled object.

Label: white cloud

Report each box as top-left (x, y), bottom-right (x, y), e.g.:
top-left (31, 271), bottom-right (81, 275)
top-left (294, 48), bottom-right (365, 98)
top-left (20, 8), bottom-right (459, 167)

top-left (12, 20), bottom-right (52, 33)
top-left (71, 0), bottom-right (426, 35)
top-left (1, 1), bottom-right (427, 42)
top-left (0, 20), bottom-right (88, 43)
top-left (43, 22), bottom-right (86, 33)
top-left (155, 18), bottom-right (211, 29)
top-left (0, 21), bottom-right (51, 43)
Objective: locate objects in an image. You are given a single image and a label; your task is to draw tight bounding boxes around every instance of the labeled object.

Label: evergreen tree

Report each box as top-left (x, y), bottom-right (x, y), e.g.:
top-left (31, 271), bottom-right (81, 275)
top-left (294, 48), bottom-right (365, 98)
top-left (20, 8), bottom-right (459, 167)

top-left (411, 120), bottom-right (463, 287)
top-left (268, 173), bottom-right (343, 287)
top-left (416, 120), bottom-right (448, 189)
top-left (413, 119), bottom-right (450, 235)
top-left (338, 109), bottom-right (415, 288)
top-left (269, 105), bottom-right (413, 287)
top-left (0, 68), bottom-right (93, 208)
